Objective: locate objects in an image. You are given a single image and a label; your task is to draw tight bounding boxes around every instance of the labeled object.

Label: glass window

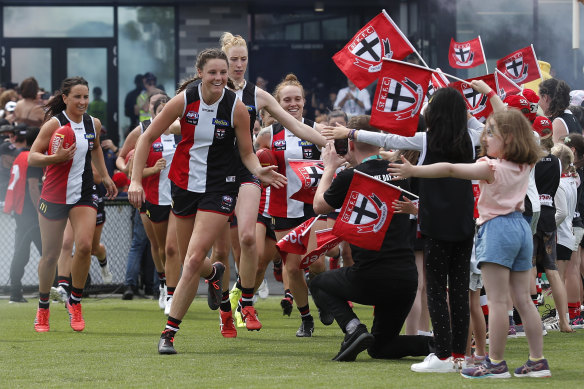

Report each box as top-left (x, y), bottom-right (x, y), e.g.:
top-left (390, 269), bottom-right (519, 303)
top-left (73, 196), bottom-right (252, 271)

top-left (68, 48), bottom-right (108, 123)
top-left (285, 24), bottom-right (301, 40)
top-left (118, 6), bottom-right (175, 137)
top-left (10, 49), bottom-right (52, 92)
top-left (322, 17), bottom-right (348, 40)
top-left (303, 21), bottom-right (320, 40)
top-left (4, 6), bottom-right (113, 37)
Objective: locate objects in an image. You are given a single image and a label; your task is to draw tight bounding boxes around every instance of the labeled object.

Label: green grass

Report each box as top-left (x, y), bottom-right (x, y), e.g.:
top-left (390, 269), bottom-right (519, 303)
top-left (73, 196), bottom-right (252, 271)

top-left (1, 296), bottom-right (582, 388)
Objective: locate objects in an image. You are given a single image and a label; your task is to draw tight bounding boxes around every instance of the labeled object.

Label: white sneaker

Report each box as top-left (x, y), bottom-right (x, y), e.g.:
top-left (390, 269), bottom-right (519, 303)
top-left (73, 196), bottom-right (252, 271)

top-left (257, 279), bottom-right (269, 299)
top-left (50, 286), bottom-right (68, 303)
top-left (411, 353), bottom-right (458, 373)
top-left (158, 285), bottom-right (166, 310)
top-left (99, 261), bottom-right (113, 284)
top-left (164, 296), bottom-right (172, 316)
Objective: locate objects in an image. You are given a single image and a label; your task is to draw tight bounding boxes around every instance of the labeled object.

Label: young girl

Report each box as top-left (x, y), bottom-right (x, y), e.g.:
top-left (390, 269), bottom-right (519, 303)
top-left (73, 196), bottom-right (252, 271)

top-left (388, 109), bottom-right (550, 378)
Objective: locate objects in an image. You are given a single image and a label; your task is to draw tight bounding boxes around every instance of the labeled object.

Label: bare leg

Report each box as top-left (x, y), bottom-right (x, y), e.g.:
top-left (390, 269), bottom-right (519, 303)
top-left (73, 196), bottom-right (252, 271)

top-left (510, 269), bottom-right (544, 359)
top-left (480, 263), bottom-right (511, 361)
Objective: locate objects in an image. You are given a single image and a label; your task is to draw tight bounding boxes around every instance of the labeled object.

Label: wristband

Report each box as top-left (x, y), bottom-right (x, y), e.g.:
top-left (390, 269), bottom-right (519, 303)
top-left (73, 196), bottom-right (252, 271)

top-left (486, 90), bottom-right (496, 99)
top-left (348, 129), bottom-right (356, 140)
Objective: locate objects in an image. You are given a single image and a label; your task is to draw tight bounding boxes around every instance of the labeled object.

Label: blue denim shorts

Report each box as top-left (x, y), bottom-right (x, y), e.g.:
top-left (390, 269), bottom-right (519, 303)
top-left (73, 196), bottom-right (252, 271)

top-left (475, 212), bottom-right (533, 272)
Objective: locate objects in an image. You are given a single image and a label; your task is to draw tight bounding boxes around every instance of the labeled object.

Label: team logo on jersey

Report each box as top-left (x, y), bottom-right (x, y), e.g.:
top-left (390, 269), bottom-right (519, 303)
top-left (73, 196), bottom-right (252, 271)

top-left (215, 128), bottom-right (226, 140)
top-left (84, 133), bottom-right (95, 139)
top-left (302, 147), bottom-right (314, 159)
top-left (221, 195), bottom-right (234, 211)
top-left (185, 111), bottom-right (199, 125)
top-left (273, 139), bottom-right (286, 151)
top-left (88, 141), bottom-right (94, 150)
top-left (298, 140), bottom-right (314, 147)
top-left (212, 118), bottom-right (230, 127)
top-left (152, 142), bottom-right (163, 152)
top-left (246, 105), bottom-right (255, 112)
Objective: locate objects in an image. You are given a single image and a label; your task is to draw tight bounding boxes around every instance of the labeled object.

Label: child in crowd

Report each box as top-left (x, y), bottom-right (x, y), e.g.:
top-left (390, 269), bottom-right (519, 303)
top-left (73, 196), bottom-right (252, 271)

top-left (388, 109), bottom-right (551, 378)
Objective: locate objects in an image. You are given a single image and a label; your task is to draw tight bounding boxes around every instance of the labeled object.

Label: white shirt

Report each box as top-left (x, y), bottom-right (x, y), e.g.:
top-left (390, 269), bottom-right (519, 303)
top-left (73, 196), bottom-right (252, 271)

top-left (334, 86), bottom-right (371, 117)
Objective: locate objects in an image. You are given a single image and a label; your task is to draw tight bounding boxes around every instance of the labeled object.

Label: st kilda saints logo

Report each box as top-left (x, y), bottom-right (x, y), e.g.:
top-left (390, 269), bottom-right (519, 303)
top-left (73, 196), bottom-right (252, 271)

top-left (376, 77), bottom-right (423, 120)
top-left (451, 42), bottom-right (475, 67)
top-left (504, 53), bottom-right (529, 83)
top-left (461, 83), bottom-right (488, 116)
top-left (349, 26), bottom-right (392, 73)
top-left (297, 162), bottom-right (324, 189)
top-left (339, 191), bottom-right (388, 233)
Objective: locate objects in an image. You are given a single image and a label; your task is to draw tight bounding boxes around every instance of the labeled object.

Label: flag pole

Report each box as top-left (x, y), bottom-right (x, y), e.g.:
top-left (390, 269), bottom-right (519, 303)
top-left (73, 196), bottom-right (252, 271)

top-left (478, 35), bottom-right (488, 74)
top-left (300, 215), bottom-right (324, 237)
top-left (495, 69), bottom-right (523, 93)
top-left (383, 58), bottom-right (467, 83)
top-left (355, 170), bottom-right (419, 199)
top-left (531, 44), bottom-right (544, 82)
top-left (382, 9), bottom-right (429, 68)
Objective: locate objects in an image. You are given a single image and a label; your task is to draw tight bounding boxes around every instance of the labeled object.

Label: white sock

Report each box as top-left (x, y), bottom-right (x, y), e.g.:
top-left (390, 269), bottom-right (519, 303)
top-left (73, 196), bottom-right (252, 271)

top-left (345, 318), bottom-right (361, 334)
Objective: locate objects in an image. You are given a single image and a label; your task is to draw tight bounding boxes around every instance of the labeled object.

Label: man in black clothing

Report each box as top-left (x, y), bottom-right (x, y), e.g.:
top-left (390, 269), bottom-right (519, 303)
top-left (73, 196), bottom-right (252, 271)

top-left (311, 118), bottom-right (433, 362)
top-left (124, 74), bottom-right (143, 135)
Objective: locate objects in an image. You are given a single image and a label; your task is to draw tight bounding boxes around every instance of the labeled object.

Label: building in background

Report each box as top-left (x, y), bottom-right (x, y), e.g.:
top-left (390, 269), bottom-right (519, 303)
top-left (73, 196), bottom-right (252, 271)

top-left (1, 0), bottom-right (582, 145)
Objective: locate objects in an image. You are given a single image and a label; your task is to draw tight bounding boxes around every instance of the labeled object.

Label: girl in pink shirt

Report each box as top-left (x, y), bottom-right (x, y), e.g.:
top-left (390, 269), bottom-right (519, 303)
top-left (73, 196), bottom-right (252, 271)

top-left (389, 109), bottom-right (549, 379)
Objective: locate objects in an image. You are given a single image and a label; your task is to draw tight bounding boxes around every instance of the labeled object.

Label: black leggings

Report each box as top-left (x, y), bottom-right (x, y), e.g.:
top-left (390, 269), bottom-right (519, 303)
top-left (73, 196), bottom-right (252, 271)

top-left (309, 265), bottom-right (432, 359)
top-left (424, 236), bottom-right (473, 359)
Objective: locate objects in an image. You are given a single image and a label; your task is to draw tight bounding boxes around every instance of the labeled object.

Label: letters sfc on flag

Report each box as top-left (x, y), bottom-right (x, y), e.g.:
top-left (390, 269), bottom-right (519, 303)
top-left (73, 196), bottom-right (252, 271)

top-left (370, 59), bottom-right (433, 136)
top-left (332, 10), bottom-right (415, 89)
top-left (332, 170), bottom-right (402, 251)
top-left (448, 37), bottom-right (486, 69)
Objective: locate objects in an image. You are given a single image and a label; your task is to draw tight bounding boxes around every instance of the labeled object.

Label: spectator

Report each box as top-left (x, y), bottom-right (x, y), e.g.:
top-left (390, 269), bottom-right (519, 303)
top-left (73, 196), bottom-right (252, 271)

top-left (124, 74), bottom-right (143, 134)
top-left (5, 127), bottom-right (42, 303)
top-left (87, 86), bottom-right (107, 124)
top-left (334, 78), bottom-right (371, 117)
top-left (135, 72), bottom-right (158, 123)
top-left (13, 77), bottom-right (44, 127)
top-left (0, 123), bottom-right (17, 202)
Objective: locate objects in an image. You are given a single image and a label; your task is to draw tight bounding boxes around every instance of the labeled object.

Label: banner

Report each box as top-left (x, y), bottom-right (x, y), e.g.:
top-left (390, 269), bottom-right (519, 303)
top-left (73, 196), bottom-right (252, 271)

top-left (288, 159), bottom-right (325, 204)
top-left (496, 45), bottom-right (542, 85)
top-left (276, 217), bottom-right (315, 263)
top-left (450, 74), bottom-right (497, 123)
top-left (448, 37), bottom-right (486, 69)
top-left (332, 10), bottom-right (415, 89)
top-left (370, 59), bottom-right (433, 136)
top-left (333, 170), bottom-right (402, 251)
top-left (299, 229), bottom-right (343, 269)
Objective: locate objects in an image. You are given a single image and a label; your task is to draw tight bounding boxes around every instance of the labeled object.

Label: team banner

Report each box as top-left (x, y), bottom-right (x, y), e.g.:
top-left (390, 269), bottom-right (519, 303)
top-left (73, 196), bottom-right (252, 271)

top-left (288, 159), bottom-right (325, 204)
top-left (450, 74), bottom-right (497, 123)
top-left (332, 10), bottom-right (415, 89)
top-left (496, 45), bottom-right (542, 85)
top-left (427, 68), bottom-right (451, 97)
top-left (494, 69), bottom-right (523, 100)
top-left (332, 170), bottom-right (402, 251)
top-left (370, 59), bottom-right (433, 136)
top-left (276, 217), bottom-right (315, 263)
top-left (448, 37), bottom-right (486, 69)
top-left (299, 229), bottom-right (343, 269)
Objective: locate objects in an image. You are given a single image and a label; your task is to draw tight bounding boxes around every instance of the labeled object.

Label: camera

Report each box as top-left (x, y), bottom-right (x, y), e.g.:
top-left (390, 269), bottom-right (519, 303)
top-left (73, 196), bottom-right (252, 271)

top-left (334, 138), bottom-right (348, 155)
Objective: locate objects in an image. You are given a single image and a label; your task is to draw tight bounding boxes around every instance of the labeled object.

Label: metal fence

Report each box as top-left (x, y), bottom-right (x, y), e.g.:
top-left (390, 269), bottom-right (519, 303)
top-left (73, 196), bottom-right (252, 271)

top-left (0, 199), bottom-right (134, 295)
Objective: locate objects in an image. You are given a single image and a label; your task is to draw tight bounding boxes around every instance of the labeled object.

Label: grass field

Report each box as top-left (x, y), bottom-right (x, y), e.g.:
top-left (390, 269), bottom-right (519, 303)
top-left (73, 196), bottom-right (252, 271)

top-left (1, 296), bottom-right (583, 388)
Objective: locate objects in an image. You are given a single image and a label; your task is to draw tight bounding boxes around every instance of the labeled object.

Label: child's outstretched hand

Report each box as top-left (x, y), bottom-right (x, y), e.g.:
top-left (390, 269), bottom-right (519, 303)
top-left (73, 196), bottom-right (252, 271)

top-left (387, 155), bottom-right (415, 179)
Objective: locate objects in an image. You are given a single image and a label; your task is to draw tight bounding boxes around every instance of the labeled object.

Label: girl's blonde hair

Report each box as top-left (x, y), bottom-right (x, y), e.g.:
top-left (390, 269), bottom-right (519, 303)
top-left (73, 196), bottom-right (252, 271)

top-left (220, 32), bottom-right (247, 54)
top-left (551, 143), bottom-right (576, 174)
top-left (481, 109), bottom-right (544, 165)
top-left (272, 74), bottom-right (305, 103)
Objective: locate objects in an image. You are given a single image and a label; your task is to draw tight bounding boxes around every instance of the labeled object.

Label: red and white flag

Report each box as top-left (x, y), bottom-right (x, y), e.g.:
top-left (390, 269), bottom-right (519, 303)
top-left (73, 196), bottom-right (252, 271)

top-left (276, 217), bottom-right (316, 263)
top-left (370, 59), bottom-right (433, 136)
top-left (427, 68), bottom-right (450, 97)
top-left (495, 69), bottom-right (522, 100)
top-left (450, 74), bottom-right (497, 123)
top-left (299, 228), bottom-right (343, 269)
top-left (333, 170), bottom-right (402, 251)
top-left (332, 10), bottom-right (415, 89)
top-left (496, 45), bottom-right (542, 85)
top-left (288, 159), bottom-right (325, 204)
top-left (448, 37), bottom-right (486, 69)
